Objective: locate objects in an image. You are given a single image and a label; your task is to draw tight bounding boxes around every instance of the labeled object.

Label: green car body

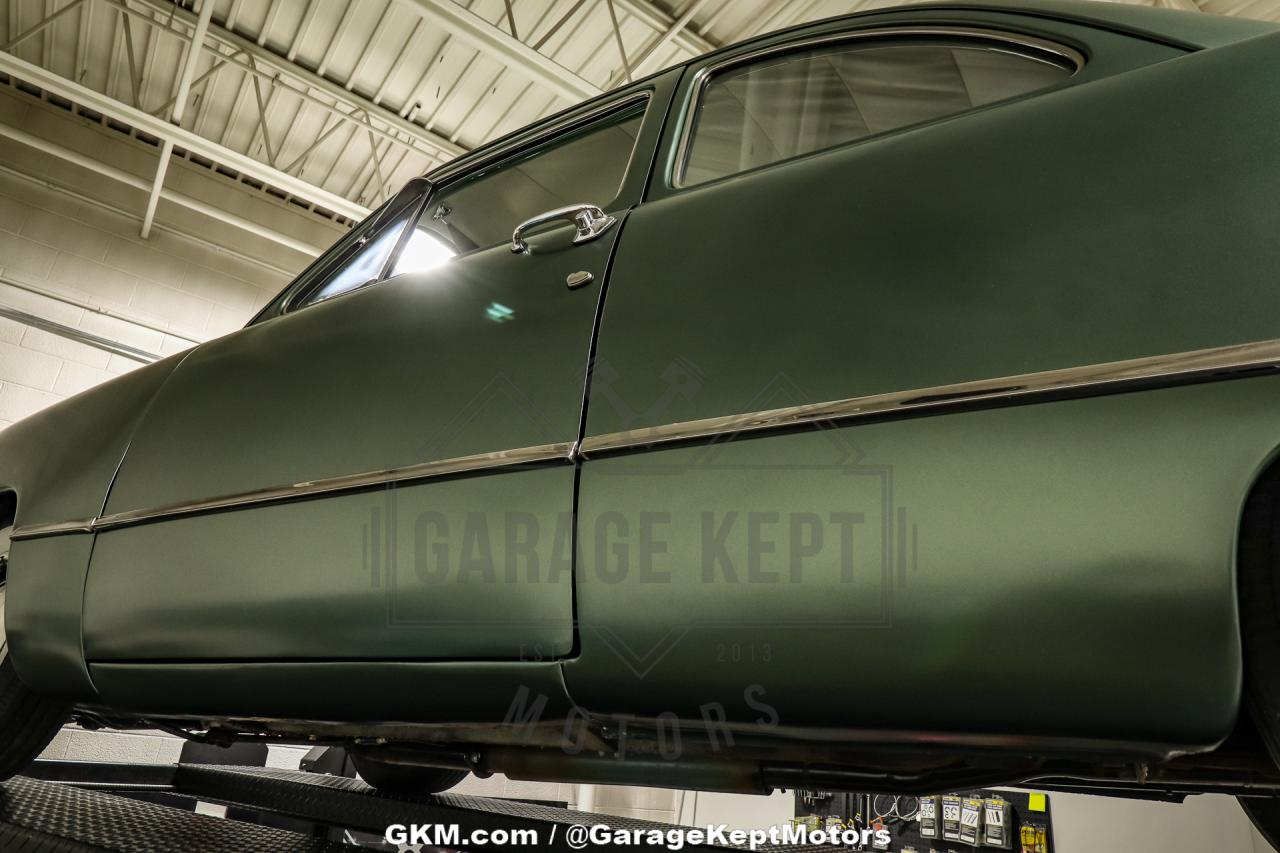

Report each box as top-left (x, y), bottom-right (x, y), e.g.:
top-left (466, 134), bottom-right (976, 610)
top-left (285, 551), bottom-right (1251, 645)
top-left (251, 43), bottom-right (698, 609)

top-left (5, 0), bottom-right (1280, 795)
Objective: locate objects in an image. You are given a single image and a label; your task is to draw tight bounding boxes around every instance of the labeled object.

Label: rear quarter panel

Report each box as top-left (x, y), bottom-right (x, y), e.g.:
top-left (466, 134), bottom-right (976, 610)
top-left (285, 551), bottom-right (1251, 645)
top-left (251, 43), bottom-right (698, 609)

top-left (569, 377), bottom-right (1280, 747)
top-left (566, 25), bottom-right (1280, 748)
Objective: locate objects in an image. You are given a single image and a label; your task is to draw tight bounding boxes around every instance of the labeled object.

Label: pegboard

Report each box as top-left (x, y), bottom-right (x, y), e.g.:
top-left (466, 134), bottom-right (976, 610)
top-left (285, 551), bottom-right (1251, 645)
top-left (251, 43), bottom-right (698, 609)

top-left (794, 787), bottom-right (1053, 852)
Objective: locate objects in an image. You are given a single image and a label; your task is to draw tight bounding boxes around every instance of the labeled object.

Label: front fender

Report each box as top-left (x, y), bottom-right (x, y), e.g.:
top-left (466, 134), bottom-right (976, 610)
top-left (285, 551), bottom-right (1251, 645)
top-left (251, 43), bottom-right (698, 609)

top-left (1, 351), bottom-right (186, 700)
top-left (0, 351), bottom-right (186, 529)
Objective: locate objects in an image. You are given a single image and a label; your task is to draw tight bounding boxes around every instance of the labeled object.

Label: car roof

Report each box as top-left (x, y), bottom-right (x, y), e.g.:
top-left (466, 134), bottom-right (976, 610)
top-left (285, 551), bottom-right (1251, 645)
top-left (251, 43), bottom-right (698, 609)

top-left (906, 0), bottom-right (1278, 49)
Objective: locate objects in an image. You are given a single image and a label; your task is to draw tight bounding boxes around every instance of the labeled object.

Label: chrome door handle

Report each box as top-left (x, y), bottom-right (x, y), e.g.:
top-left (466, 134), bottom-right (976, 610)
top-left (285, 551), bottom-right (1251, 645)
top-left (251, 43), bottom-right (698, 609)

top-left (510, 203), bottom-right (617, 254)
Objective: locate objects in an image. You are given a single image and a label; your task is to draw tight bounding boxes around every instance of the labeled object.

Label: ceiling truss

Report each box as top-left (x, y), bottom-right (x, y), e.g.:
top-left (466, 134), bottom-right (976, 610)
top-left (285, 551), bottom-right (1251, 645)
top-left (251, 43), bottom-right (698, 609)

top-left (0, 0), bottom-right (1263, 258)
top-left (0, 0), bottom-right (724, 251)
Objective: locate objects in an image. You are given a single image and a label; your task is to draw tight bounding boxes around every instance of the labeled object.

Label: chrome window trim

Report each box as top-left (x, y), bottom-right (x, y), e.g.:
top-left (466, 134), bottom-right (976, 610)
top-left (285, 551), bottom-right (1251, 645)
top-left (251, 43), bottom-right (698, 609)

top-left (271, 197), bottom-right (394, 318)
top-left (14, 339), bottom-right (1280, 541)
top-left (248, 93), bottom-right (655, 326)
top-left (389, 92), bottom-right (652, 267)
top-left (377, 184), bottom-right (434, 282)
top-left (671, 26), bottom-right (1085, 189)
top-left (283, 180), bottom-right (432, 315)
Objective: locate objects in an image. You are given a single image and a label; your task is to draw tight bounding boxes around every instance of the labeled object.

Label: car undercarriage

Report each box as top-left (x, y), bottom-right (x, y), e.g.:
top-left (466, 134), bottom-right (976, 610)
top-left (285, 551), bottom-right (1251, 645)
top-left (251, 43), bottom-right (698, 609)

top-left (68, 705), bottom-right (1280, 802)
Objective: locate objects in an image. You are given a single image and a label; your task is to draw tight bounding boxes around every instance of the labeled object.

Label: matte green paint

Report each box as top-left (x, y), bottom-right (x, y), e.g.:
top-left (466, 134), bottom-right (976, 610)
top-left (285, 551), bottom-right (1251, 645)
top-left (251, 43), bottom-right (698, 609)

top-left (596, 26), bottom-right (1280, 436)
top-left (0, 352), bottom-right (184, 526)
top-left (570, 377), bottom-right (1280, 746)
top-left (102, 228), bottom-right (617, 515)
top-left (85, 230), bottom-right (609, 667)
top-left (5, 534), bottom-right (97, 699)
top-left (0, 355), bottom-right (186, 698)
top-left (918, 1), bottom-right (1279, 48)
top-left (86, 466), bottom-right (577, 661)
top-left (70, 68), bottom-right (683, 677)
top-left (2, 2), bottom-right (1278, 761)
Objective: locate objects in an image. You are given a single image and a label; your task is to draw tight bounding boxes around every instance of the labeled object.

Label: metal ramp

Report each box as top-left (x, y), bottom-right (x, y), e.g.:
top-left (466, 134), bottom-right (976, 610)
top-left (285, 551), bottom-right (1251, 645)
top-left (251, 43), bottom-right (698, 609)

top-left (0, 773), bottom-right (345, 852)
top-left (1, 761), bottom-right (826, 852)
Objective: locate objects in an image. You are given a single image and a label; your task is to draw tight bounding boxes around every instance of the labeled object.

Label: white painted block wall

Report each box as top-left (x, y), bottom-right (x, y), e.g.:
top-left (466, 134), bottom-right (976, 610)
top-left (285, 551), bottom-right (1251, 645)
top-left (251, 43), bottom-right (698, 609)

top-left (0, 83), bottom-right (344, 427)
top-left (0, 164), bottom-right (296, 426)
top-left (1046, 790), bottom-right (1273, 853)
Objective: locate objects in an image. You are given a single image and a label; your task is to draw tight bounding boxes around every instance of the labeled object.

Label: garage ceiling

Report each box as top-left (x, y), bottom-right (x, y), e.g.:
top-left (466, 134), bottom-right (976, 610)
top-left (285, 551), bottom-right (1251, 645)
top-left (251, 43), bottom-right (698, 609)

top-left (1, 0), bottom-right (1276, 234)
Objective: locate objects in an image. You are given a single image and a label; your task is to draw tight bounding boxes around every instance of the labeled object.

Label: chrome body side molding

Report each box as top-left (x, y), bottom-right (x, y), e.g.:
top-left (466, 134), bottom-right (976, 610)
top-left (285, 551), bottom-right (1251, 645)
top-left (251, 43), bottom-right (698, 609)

top-left (11, 442), bottom-right (575, 541)
top-left (15, 339), bottom-right (1280, 540)
top-left (580, 339), bottom-right (1280, 456)
top-left (9, 518), bottom-right (97, 538)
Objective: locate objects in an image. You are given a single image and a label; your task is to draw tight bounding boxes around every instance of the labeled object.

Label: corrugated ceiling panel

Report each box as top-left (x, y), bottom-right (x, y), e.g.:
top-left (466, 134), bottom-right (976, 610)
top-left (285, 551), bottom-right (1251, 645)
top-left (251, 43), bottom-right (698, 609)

top-left (4, 0), bottom-right (1278, 225)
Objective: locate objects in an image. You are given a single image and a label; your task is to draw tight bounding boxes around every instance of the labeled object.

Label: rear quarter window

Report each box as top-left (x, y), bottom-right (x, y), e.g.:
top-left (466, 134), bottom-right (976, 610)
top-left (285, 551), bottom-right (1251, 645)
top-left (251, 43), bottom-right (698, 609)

top-left (680, 36), bottom-right (1078, 187)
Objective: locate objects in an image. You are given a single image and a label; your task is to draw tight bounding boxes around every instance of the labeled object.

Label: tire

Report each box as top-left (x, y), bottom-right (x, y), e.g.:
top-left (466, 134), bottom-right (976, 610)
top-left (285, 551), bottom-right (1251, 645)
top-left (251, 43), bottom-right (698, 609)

top-left (1238, 471), bottom-right (1280, 767)
top-left (350, 753), bottom-right (469, 795)
top-left (0, 523), bottom-right (72, 781)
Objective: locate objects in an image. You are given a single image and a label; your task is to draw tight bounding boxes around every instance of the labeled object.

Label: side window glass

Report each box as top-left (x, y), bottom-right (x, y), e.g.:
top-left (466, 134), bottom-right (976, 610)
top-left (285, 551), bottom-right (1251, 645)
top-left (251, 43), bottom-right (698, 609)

top-left (303, 217), bottom-right (409, 305)
top-left (390, 221), bottom-right (459, 278)
top-left (681, 39), bottom-right (1074, 186)
top-left (275, 101), bottom-right (647, 316)
top-left (418, 104), bottom-right (645, 255)
top-left (290, 193), bottom-right (421, 310)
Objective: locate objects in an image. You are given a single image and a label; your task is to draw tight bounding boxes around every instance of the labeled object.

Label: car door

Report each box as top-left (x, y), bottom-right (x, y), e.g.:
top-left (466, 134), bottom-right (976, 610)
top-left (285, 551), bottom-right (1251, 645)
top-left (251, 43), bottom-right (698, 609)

top-left (562, 14), bottom-right (1242, 746)
top-left (81, 85), bottom-right (671, 677)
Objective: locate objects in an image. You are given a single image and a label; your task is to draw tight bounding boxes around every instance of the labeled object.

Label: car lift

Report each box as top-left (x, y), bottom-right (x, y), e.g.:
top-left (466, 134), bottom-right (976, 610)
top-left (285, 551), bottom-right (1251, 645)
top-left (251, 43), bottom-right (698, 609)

top-left (0, 759), bottom-right (825, 852)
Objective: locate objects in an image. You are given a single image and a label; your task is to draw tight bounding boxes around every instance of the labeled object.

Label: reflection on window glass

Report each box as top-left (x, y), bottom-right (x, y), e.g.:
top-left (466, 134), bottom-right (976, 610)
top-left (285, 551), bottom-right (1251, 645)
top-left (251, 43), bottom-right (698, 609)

top-left (304, 225), bottom-right (405, 305)
top-left (293, 195), bottom-right (421, 310)
top-left (391, 226), bottom-right (457, 277)
top-left (683, 42), bottom-right (1071, 185)
top-left (421, 107), bottom-right (644, 254)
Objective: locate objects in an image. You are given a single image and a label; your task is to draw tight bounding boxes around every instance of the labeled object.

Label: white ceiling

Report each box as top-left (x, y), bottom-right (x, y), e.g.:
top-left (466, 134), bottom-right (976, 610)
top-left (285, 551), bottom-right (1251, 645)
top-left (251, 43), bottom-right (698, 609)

top-left (1, 0), bottom-right (1277, 228)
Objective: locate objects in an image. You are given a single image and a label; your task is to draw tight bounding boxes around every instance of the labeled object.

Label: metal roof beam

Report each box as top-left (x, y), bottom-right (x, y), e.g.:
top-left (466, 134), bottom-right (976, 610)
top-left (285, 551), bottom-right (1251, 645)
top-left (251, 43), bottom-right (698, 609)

top-left (608, 0), bottom-right (715, 88)
top-left (604, 0), bottom-right (631, 84)
top-left (724, 0), bottom-right (823, 46)
top-left (126, 0), bottom-right (465, 160)
top-left (615, 0), bottom-right (716, 58)
top-left (0, 47), bottom-right (370, 221)
top-left (0, 119), bottom-right (326, 255)
top-left (2, 0), bottom-right (89, 53)
top-left (392, 0), bottom-right (601, 104)
top-left (140, 0), bottom-right (215, 239)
